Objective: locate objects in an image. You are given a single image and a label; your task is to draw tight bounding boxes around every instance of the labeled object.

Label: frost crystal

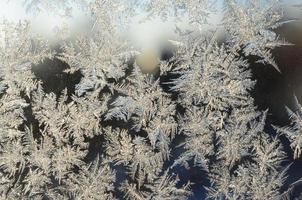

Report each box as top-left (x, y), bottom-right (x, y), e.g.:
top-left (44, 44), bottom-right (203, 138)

top-left (0, 0), bottom-right (300, 199)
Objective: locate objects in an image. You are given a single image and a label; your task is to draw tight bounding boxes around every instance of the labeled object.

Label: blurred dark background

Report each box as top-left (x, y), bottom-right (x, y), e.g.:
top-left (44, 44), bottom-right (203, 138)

top-left (242, 11), bottom-right (302, 200)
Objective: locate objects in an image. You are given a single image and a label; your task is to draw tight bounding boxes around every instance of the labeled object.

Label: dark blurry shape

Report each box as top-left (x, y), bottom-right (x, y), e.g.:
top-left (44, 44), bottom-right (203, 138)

top-left (251, 16), bottom-right (302, 199)
top-left (136, 40), bottom-right (175, 74)
top-left (160, 40), bottom-right (175, 61)
top-left (32, 58), bottom-right (82, 96)
top-left (275, 18), bottom-right (302, 101)
top-left (252, 17), bottom-right (302, 125)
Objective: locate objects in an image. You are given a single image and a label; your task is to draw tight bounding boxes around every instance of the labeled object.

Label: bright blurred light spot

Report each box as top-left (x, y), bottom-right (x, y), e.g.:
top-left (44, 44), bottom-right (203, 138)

top-left (128, 16), bottom-right (177, 50)
top-left (1, 0), bottom-right (300, 47)
top-left (0, 0), bottom-right (91, 43)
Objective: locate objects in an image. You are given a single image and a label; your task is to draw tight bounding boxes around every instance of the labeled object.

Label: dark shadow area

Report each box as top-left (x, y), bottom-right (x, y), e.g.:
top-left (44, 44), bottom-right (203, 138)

top-left (24, 57), bottom-right (83, 146)
top-left (32, 58), bottom-right (82, 96)
top-left (251, 18), bottom-right (302, 126)
top-left (250, 18), bottom-right (302, 199)
top-left (160, 41), bottom-right (175, 61)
